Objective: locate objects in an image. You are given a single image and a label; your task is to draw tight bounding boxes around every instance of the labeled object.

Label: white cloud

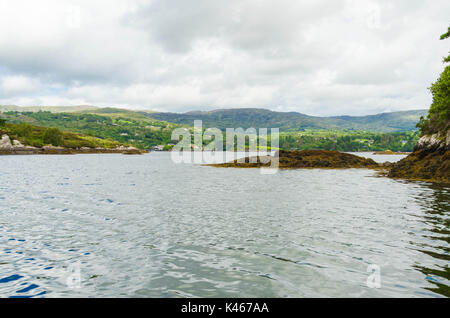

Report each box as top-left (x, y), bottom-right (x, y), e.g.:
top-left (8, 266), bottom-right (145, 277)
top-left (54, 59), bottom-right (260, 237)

top-left (0, 75), bottom-right (41, 95)
top-left (0, 0), bottom-right (448, 115)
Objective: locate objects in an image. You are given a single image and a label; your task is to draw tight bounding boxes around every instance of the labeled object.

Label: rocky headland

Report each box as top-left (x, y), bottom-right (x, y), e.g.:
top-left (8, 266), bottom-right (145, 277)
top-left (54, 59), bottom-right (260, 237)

top-left (388, 130), bottom-right (450, 183)
top-left (0, 134), bottom-right (146, 155)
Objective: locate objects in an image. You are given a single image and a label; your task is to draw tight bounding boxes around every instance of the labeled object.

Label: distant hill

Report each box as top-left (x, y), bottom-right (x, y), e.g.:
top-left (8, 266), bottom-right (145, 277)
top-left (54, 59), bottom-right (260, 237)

top-left (145, 108), bottom-right (428, 132)
top-left (1, 105), bottom-right (427, 132)
top-left (0, 105), bottom-right (100, 113)
top-left (0, 106), bottom-right (425, 150)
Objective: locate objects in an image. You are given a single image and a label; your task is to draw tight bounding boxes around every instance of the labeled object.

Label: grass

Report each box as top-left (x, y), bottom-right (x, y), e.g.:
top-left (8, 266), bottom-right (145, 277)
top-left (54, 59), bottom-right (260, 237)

top-left (1, 122), bottom-right (122, 149)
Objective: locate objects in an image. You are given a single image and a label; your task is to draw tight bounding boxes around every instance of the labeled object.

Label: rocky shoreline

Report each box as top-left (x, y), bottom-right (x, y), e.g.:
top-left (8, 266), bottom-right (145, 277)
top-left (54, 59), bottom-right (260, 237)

top-left (389, 130), bottom-right (450, 183)
top-left (0, 134), bottom-right (147, 155)
top-left (208, 131), bottom-right (450, 184)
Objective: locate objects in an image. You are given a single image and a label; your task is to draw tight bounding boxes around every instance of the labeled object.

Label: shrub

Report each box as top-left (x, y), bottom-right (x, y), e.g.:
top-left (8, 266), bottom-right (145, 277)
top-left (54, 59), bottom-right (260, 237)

top-left (43, 128), bottom-right (64, 146)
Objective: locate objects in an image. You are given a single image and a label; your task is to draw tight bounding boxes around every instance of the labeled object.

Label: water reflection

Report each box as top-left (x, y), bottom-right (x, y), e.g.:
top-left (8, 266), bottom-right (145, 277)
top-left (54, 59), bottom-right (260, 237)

top-left (0, 153), bottom-right (449, 297)
top-left (411, 182), bottom-right (450, 297)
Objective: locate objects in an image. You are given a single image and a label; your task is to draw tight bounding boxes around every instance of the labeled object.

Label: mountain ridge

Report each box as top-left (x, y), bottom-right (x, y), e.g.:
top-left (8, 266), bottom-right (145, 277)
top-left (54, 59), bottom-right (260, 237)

top-left (145, 108), bottom-right (427, 132)
top-left (1, 105), bottom-right (427, 132)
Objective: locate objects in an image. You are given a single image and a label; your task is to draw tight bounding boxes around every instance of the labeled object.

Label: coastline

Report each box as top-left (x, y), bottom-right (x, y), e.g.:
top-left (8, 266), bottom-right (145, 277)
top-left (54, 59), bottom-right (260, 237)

top-left (0, 133), bottom-right (147, 155)
top-left (0, 146), bottom-right (147, 155)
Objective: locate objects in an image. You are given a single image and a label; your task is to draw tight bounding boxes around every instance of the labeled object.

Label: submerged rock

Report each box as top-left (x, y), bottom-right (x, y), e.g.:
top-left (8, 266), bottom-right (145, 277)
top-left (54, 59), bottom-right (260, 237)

top-left (209, 150), bottom-right (380, 169)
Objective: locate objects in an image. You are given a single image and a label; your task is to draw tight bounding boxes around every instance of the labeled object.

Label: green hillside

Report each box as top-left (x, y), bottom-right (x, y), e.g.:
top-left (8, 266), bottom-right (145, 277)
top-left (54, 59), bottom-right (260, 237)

top-left (0, 106), bottom-right (425, 151)
top-left (0, 119), bottom-right (122, 149)
top-left (0, 109), bottom-right (179, 149)
top-left (146, 108), bottom-right (427, 132)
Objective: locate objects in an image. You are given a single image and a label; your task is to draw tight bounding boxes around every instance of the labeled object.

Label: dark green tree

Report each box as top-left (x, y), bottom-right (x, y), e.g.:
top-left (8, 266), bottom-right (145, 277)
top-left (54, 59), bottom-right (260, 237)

top-left (417, 27), bottom-right (450, 135)
top-left (441, 26), bottom-right (450, 63)
top-left (43, 128), bottom-right (64, 146)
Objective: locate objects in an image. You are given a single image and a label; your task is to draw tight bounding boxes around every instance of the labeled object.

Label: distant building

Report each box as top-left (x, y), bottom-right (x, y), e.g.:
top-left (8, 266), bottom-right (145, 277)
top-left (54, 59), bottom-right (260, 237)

top-left (152, 145), bottom-right (165, 151)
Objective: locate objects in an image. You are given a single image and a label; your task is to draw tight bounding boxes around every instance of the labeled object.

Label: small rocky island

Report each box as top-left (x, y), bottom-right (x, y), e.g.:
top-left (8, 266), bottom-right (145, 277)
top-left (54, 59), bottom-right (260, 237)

top-left (210, 143), bottom-right (449, 184)
top-left (372, 150), bottom-right (410, 155)
top-left (209, 150), bottom-right (382, 169)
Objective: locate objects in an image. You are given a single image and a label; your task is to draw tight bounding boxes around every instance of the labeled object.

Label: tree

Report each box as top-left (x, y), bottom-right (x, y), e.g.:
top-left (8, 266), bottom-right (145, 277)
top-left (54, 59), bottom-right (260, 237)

top-left (0, 118), bottom-right (5, 126)
top-left (16, 122), bottom-right (33, 137)
top-left (43, 128), bottom-right (64, 146)
top-left (417, 27), bottom-right (450, 135)
top-left (441, 27), bottom-right (450, 63)
top-left (429, 66), bottom-right (450, 121)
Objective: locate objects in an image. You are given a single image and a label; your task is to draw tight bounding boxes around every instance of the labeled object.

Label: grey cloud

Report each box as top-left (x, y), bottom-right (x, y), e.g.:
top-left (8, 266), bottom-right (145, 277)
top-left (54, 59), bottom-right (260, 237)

top-left (0, 0), bottom-right (449, 116)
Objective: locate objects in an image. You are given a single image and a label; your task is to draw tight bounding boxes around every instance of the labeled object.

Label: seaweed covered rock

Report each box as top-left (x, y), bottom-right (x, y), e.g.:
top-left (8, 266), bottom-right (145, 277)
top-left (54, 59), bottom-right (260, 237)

top-left (209, 150), bottom-right (380, 169)
top-left (389, 149), bottom-right (450, 183)
top-left (389, 131), bottom-right (450, 183)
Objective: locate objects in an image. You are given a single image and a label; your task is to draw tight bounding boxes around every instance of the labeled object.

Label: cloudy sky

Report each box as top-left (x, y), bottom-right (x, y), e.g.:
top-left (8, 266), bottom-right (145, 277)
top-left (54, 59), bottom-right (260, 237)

top-left (0, 0), bottom-right (449, 116)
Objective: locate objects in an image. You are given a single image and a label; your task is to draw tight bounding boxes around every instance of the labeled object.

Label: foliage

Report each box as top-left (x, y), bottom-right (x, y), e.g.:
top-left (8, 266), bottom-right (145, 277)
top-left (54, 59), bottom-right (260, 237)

top-left (0, 110), bottom-right (178, 149)
top-left (277, 130), bottom-right (419, 152)
top-left (43, 128), bottom-right (64, 146)
top-left (441, 26), bottom-right (450, 63)
top-left (1, 109), bottom-right (423, 152)
top-left (419, 27), bottom-right (450, 135)
top-left (3, 122), bottom-right (122, 149)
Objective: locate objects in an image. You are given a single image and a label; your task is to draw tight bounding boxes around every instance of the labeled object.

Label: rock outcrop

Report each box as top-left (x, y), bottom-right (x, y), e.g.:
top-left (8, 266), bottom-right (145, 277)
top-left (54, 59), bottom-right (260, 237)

top-left (209, 150), bottom-right (381, 169)
top-left (389, 130), bottom-right (450, 183)
top-left (413, 130), bottom-right (450, 152)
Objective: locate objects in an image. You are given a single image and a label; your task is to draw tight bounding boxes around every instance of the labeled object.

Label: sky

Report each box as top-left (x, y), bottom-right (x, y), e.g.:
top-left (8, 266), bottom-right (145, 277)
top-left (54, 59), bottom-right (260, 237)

top-left (0, 0), bottom-right (449, 116)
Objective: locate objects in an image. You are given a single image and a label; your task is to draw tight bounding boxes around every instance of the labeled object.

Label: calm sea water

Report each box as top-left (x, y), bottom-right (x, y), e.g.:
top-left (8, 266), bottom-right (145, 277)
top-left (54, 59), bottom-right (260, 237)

top-left (0, 152), bottom-right (448, 298)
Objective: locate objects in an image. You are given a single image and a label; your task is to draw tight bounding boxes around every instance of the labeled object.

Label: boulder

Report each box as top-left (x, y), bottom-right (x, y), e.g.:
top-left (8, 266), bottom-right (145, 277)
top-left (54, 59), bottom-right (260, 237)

top-left (13, 140), bottom-right (24, 147)
top-left (0, 134), bottom-right (13, 150)
top-left (42, 145), bottom-right (65, 150)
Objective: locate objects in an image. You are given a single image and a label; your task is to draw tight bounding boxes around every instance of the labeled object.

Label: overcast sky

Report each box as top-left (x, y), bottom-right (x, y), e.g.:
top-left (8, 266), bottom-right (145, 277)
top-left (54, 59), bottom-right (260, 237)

top-left (0, 0), bottom-right (449, 116)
